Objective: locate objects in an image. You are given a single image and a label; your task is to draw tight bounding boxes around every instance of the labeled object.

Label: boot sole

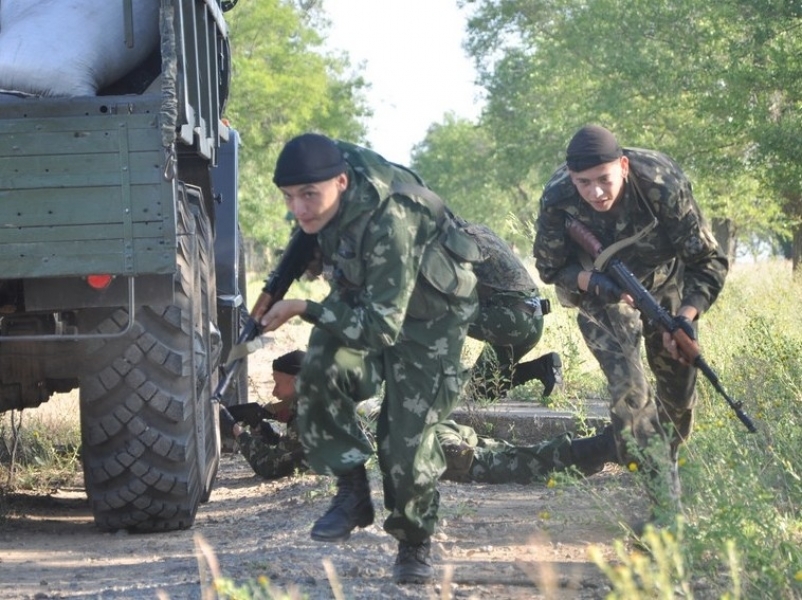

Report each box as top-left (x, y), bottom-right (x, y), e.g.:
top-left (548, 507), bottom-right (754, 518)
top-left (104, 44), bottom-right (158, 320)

top-left (393, 568), bottom-right (434, 585)
top-left (310, 513), bottom-right (374, 543)
top-left (311, 530), bottom-right (352, 542)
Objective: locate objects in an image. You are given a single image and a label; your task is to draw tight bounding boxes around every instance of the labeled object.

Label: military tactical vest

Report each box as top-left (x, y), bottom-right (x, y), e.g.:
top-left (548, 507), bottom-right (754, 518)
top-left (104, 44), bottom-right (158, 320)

top-left (449, 213), bottom-right (537, 294)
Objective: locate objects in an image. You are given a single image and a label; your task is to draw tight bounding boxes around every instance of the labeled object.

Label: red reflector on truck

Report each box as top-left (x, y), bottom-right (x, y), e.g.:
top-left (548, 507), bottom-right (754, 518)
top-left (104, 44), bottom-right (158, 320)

top-left (86, 274), bottom-right (113, 290)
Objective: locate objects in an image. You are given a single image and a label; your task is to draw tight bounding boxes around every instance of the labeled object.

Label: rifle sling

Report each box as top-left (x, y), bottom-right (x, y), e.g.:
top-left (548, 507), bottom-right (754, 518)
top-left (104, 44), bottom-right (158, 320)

top-left (592, 176), bottom-right (658, 271)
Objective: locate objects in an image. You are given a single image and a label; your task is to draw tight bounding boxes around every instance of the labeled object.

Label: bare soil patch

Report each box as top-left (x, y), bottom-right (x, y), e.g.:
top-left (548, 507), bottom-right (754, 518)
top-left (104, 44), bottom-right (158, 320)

top-left (0, 322), bottom-right (646, 599)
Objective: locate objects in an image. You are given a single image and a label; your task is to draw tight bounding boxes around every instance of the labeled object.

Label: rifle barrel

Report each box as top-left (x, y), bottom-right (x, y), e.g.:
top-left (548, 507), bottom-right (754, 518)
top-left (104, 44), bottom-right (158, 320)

top-left (210, 228), bottom-right (316, 408)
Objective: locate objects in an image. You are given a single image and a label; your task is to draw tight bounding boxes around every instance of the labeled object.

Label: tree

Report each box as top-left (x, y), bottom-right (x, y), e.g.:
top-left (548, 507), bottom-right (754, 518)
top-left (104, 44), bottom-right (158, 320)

top-left (455, 0), bottom-right (790, 261)
top-left (724, 0), bottom-right (802, 269)
top-left (224, 0), bottom-right (371, 254)
top-left (411, 116), bottom-right (509, 232)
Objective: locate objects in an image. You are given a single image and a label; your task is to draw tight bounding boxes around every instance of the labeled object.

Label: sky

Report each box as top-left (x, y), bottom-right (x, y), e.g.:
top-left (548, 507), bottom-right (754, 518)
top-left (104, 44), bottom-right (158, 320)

top-left (323, 0), bottom-right (484, 165)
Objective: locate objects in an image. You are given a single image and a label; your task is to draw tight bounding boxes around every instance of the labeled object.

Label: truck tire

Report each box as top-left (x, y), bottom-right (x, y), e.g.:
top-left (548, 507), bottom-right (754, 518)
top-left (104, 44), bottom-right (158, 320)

top-left (189, 190), bottom-right (222, 504)
top-left (231, 229), bottom-right (249, 406)
top-left (78, 185), bottom-right (220, 532)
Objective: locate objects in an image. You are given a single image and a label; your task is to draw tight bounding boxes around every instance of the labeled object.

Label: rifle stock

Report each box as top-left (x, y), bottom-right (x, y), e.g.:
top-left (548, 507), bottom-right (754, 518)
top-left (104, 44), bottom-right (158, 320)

top-left (565, 217), bottom-right (756, 433)
top-left (213, 228), bottom-right (318, 410)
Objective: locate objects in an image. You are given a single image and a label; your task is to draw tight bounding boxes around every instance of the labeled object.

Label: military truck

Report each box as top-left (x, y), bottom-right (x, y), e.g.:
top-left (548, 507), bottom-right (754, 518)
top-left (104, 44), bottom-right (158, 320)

top-left (0, 0), bottom-right (247, 532)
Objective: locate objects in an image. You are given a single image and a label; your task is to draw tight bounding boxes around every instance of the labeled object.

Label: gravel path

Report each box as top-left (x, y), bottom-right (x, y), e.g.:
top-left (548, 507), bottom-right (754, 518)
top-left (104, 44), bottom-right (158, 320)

top-left (0, 321), bottom-right (647, 599)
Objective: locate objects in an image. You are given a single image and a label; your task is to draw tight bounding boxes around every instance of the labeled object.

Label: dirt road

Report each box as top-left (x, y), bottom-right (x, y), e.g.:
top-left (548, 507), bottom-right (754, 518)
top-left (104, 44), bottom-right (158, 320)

top-left (0, 322), bottom-right (644, 599)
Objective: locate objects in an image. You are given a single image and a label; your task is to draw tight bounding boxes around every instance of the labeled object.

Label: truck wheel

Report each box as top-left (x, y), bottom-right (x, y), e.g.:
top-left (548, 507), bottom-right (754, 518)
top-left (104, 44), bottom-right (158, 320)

top-left (78, 186), bottom-right (220, 532)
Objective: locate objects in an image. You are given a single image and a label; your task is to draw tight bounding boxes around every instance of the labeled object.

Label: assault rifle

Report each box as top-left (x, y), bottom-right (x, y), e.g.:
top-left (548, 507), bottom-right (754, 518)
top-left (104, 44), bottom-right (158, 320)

top-left (213, 228), bottom-right (318, 424)
top-left (565, 217), bottom-right (757, 433)
top-left (226, 402), bottom-right (273, 428)
top-left (226, 403), bottom-right (282, 445)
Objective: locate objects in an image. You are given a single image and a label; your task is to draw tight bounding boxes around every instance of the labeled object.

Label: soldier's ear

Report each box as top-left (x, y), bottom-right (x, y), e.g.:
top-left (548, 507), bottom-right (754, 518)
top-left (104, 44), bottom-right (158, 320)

top-left (335, 172), bottom-right (349, 193)
top-left (620, 156), bottom-right (630, 180)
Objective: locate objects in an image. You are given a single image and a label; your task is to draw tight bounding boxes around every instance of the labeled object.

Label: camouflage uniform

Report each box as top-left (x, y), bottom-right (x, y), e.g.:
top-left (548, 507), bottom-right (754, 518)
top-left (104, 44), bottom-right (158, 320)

top-left (236, 416), bottom-right (306, 480)
top-left (454, 216), bottom-right (546, 400)
top-left (295, 142), bottom-right (478, 544)
top-left (238, 396), bottom-right (571, 485)
top-left (435, 420), bottom-right (573, 484)
top-left (533, 148), bottom-right (728, 468)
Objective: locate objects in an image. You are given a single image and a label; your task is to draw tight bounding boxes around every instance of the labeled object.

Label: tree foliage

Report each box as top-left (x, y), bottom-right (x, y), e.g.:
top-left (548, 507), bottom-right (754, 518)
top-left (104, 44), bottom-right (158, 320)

top-left (223, 0), bottom-right (370, 253)
top-left (408, 0), bottom-right (802, 263)
top-left (411, 115), bottom-right (512, 235)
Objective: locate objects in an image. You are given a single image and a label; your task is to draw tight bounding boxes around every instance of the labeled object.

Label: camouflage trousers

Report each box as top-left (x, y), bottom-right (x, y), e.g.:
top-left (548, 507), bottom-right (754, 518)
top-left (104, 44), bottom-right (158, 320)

top-left (295, 308), bottom-right (473, 544)
top-left (574, 278), bottom-right (697, 468)
top-left (468, 290), bottom-right (544, 400)
top-left (435, 420), bottom-right (573, 484)
top-left (237, 430), bottom-right (306, 480)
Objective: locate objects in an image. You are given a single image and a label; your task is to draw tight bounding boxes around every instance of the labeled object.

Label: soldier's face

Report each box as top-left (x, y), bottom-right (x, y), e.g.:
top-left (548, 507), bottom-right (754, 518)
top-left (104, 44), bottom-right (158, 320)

top-left (280, 173), bottom-right (348, 233)
top-left (569, 157), bottom-right (629, 213)
top-left (272, 371), bottom-right (297, 403)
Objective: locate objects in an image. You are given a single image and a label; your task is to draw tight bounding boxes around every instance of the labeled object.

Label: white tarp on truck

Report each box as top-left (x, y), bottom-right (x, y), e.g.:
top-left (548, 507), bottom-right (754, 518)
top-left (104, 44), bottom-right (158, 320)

top-left (0, 0), bottom-right (160, 97)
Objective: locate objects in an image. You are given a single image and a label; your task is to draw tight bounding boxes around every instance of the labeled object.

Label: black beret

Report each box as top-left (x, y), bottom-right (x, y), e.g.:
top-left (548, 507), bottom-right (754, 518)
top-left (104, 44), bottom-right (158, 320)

top-left (272, 350), bottom-right (306, 376)
top-left (565, 125), bottom-right (623, 172)
top-left (273, 133), bottom-right (346, 187)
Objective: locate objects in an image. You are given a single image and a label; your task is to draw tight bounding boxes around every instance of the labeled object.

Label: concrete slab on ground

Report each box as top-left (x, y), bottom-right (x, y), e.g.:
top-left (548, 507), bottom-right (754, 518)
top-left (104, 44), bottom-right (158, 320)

top-left (451, 399), bottom-right (610, 443)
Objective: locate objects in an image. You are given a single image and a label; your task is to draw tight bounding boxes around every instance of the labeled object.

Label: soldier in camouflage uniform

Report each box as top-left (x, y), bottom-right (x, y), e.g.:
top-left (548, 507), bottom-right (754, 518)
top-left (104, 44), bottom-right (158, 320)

top-left (454, 214), bottom-right (562, 401)
top-left (437, 420), bottom-right (613, 483)
top-left (225, 349), bottom-right (615, 485)
top-left (533, 125), bottom-right (728, 523)
top-left (223, 351), bottom-right (307, 479)
top-left (258, 133), bottom-right (478, 585)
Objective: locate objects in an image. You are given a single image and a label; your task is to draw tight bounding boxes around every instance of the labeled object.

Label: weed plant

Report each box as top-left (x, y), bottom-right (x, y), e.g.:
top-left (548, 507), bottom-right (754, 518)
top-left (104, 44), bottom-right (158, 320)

top-left (0, 396), bottom-right (81, 494)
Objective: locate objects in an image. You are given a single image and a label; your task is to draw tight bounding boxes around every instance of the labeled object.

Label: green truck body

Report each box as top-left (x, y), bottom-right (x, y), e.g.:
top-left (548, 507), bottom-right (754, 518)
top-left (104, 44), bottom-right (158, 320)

top-left (0, 0), bottom-right (246, 532)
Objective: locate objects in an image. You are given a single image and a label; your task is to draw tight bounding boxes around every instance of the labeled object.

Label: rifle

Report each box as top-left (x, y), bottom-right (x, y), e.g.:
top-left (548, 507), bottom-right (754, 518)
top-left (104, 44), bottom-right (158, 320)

top-left (565, 217), bottom-right (757, 433)
top-left (213, 228), bottom-right (318, 426)
top-left (226, 402), bottom-right (273, 428)
top-left (225, 402), bottom-right (282, 444)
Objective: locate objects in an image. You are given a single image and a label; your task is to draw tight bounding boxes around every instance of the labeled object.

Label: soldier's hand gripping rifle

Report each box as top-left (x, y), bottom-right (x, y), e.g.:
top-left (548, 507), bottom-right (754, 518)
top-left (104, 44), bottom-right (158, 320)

top-left (225, 403), bottom-right (283, 444)
top-left (213, 228), bottom-right (318, 427)
top-left (565, 217), bottom-right (757, 433)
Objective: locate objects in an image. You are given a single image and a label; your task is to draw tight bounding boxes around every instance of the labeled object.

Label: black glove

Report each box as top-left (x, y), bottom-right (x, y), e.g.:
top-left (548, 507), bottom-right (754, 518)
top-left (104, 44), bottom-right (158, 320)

top-left (671, 315), bottom-right (696, 341)
top-left (587, 272), bottom-right (624, 304)
top-left (219, 406), bottom-right (237, 437)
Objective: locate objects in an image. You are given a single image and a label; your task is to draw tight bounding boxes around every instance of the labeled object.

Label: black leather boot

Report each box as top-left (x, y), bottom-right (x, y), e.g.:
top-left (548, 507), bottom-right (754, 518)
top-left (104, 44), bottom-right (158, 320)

top-left (310, 464), bottom-right (374, 542)
top-left (393, 538), bottom-right (434, 584)
top-left (569, 424), bottom-right (618, 476)
top-left (512, 352), bottom-right (563, 397)
top-left (540, 352), bottom-right (563, 397)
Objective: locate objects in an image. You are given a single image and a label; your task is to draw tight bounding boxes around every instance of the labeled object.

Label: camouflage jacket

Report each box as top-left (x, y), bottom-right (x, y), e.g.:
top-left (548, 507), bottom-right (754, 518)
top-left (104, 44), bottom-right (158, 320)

top-left (302, 142), bottom-right (478, 350)
top-left (533, 148), bottom-right (728, 315)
